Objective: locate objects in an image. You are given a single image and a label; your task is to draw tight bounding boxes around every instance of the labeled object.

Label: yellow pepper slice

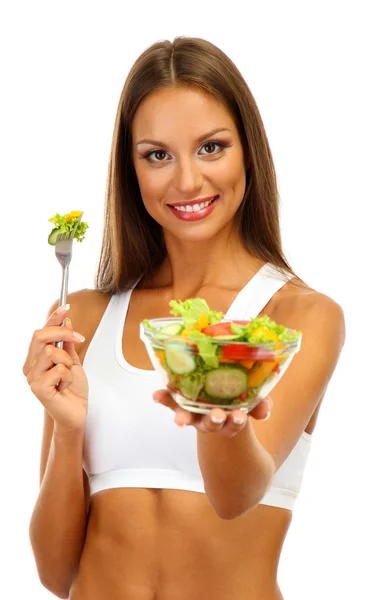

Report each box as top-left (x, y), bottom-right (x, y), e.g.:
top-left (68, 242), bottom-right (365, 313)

top-left (181, 328), bottom-right (195, 337)
top-left (240, 359), bottom-right (255, 370)
top-left (248, 361), bottom-right (277, 387)
top-left (251, 326), bottom-right (279, 342)
top-left (155, 349), bottom-right (165, 366)
top-left (195, 313), bottom-right (209, 331)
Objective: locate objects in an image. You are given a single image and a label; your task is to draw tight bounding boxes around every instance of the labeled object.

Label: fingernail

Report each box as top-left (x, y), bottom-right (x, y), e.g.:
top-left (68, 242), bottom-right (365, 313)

top-left (57, 303), bottom-right (70, 313)
top-left (262, 411), bottom-right (271, 422)
top-left (73, 331), bottom-right (85, 342)
top-left (211, 416), bottom-right (225, 424)
top-left (233, 416), bottom-right (246, 425)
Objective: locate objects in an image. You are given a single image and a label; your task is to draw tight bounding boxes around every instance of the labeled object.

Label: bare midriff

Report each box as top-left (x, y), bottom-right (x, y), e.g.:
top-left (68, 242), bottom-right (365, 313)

top-left (69, 489), bottom-right (291, 600)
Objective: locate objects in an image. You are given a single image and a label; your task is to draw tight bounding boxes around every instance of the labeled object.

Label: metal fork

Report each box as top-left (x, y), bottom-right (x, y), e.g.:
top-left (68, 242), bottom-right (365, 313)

top-left (55, 213), bottom-right (83, 348)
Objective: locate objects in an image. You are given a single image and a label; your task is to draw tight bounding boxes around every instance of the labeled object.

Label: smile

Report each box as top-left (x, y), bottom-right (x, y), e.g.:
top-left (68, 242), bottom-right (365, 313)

top-left (172, 198), bottom-right (215, 213)
top-left (167, 196), bottom-right (219, 222)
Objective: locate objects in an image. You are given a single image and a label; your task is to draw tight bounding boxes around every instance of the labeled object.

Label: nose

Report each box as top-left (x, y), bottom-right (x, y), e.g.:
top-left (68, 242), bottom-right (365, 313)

top-left (172, 156), bottom-right (204, 197)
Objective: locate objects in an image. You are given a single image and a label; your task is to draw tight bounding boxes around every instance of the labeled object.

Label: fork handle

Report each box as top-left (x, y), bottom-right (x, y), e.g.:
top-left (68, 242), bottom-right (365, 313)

top-left (56, 264), bottom-right (70, 349)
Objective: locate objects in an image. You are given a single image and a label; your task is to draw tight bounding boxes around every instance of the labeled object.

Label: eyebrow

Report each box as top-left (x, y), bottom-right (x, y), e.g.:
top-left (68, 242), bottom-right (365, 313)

top-left (136, 128), bottom-right (232, 147)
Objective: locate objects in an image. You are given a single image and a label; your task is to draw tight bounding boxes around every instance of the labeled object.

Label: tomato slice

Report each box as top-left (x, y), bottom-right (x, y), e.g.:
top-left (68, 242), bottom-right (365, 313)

top-left (222, 344), bottom-right (275, 362)
top-left (201, 322), bottom-right (234, 336)
top-left (201, 320), bottom-right (250, 337)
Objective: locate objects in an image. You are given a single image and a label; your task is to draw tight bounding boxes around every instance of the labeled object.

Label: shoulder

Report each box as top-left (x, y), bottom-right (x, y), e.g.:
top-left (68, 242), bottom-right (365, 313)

top-left (48, 288), bottom-right (113, 350)
top-left (273, 277), bottom-right (346, 354)
top-left (48, 288), bottom-right (112, 318)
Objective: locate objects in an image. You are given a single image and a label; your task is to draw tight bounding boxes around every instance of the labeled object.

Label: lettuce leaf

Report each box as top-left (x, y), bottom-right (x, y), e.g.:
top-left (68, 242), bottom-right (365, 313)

top-left (179, 371), bottom-right (206, 401)
top-left (231, 316), bottom-right (301, 342)
top-left (169, 298), bottom-right (224, 328)
top-left (48, 212), bottom-right (89, 242)
top-left (188, 330), bottom-right (219, 368)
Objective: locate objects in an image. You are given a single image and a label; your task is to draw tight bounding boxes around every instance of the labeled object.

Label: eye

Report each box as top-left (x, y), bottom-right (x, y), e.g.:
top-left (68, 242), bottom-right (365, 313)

top-left (143, 149), bottom-right (169, 163)
top-left (199, 141), bottom-right (228, 155)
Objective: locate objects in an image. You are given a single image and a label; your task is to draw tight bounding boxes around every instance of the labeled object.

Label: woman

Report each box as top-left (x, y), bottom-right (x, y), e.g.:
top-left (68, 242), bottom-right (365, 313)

top-left (24, 37), bottom-right (345, 600)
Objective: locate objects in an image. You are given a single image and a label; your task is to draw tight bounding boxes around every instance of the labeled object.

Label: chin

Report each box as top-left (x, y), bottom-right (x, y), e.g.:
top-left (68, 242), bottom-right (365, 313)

top-left (165, 219), bottom-right (235, 245)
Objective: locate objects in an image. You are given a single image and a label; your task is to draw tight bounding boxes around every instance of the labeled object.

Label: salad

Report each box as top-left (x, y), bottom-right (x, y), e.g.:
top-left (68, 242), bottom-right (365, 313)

top-left (141, 298), bottom-right (302, 413)
top-left (48, 211), bottom-right (88, 245)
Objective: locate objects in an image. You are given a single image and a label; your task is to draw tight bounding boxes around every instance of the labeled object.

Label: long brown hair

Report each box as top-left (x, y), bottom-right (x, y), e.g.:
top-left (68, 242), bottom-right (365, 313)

top-left (95, 37), bottom-right (295, 294)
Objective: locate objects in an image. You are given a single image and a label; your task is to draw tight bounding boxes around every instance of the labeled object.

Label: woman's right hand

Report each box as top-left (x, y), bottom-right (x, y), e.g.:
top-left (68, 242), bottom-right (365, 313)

top-left (23, 306), bottom-right (89, 434)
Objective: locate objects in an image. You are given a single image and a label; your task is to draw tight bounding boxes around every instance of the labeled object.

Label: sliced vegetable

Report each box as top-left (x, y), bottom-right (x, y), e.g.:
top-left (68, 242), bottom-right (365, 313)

top-left (165, 341), bottom-right (196, 375)
top-left (250, 326), bottom-right (280, 342)
top-left (154, 323), bottom-right (184, 341)
top-left (154, 349), bottom-right (166, 366)
top-left (195, 313), bottom-right (209, 330)
top-left (239, 358), bottom-right (255, 370)
top-left (201, 322), bottom-right (234, 337)
top-left (181, 328), bottom-right (195, 337)
top-left (221, 344), bottom-right (275, 362)
top-left (48, 228), bottom-right (61, 245)
top-left (247, 361), bottom-right (277, 387)
top-left (205, 366), bottom-right (248, 400)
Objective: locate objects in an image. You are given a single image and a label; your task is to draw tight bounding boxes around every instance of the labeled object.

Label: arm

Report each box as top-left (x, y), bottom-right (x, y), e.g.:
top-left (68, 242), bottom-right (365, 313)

top-left (197, 419), bottom-right (275, 519)
top-left (197, 294), bottom-right (345, 519)
top-left (29, 413), bottom-right (89, 599)
top-left (26, 298), bottom-right (90, 598)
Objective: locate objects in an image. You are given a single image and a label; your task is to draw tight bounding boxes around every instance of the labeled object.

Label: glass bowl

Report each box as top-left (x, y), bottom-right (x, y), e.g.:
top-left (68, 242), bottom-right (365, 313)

top-left (140, 318), bottom-right (302, 415)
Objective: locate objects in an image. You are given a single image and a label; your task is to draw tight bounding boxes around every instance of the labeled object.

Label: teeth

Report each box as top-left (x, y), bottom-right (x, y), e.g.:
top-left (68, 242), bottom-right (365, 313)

top-left (173, 197), bottom-right (216, 213)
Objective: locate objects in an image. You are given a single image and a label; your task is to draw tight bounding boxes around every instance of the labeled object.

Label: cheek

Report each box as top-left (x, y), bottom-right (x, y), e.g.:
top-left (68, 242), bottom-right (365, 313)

top-left (135, 162), bottom-right (167, 201)
top-left (216, 154), bottom-right (246, 197)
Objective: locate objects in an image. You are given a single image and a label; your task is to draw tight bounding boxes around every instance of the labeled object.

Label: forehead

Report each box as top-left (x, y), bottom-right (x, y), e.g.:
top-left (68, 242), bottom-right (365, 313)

top-left (132, 86), bottom-right (236, 141)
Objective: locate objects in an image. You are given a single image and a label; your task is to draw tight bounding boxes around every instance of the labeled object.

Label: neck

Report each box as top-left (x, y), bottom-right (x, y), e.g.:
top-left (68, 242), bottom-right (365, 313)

top-left (150, 228), bottom-right (265, 297)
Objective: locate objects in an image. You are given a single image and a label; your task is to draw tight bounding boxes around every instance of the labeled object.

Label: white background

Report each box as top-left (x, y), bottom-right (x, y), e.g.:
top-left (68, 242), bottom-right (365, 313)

top-left (1, 1), bottom-right (370, 598)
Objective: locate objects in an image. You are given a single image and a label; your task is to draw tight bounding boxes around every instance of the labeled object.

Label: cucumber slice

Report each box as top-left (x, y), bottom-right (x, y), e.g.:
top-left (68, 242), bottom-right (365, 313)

top-left (48, 228), bottom-right (61, 246)
top-left (205, 366), bottom-right (248, 400)
top-left (154, 323), bottom-right (184, 341)
top-left (165, 341), bottom-right (196, 375)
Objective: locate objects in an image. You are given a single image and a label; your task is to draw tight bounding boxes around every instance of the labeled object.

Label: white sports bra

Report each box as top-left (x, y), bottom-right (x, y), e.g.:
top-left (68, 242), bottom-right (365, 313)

top-left (82, 263), bottom-right (312, 511)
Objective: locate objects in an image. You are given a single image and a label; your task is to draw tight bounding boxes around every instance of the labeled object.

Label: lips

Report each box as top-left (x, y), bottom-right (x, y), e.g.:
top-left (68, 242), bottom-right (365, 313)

top-left (168, 195), bottom-right (217, 209)
top-left (168, 195), bottom-right (219, 222)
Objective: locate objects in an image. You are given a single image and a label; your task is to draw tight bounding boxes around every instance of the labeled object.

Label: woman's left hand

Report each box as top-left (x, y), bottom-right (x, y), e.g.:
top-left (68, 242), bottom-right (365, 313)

top-left (152, 390), bottom-right (271, 437)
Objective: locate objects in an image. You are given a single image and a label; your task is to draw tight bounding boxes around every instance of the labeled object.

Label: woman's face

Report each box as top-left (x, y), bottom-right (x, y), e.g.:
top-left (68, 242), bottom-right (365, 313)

top-left (132, 86), bottom-right (247, 243)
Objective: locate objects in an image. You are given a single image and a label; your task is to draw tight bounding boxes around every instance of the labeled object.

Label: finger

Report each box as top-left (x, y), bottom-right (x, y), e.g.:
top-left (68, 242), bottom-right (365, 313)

top-left (249, 397), bottom-right (272, 421)
top-left (27, 345), bottom-right (73, 385)
top-left (30, 363), bottom-right (73, 405)
top-left (199, 408), bottom-right (249, 437)
top-left (45, 303), bottom-right (71, 327)
top-left (23, 326), bottom-right (85, 376)
top-left (199, 408), bottom-right (229, 434)
top-left (62, 318), bottom-right (82, 366)
top-left (153, 389), bottom-right (179, 410)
